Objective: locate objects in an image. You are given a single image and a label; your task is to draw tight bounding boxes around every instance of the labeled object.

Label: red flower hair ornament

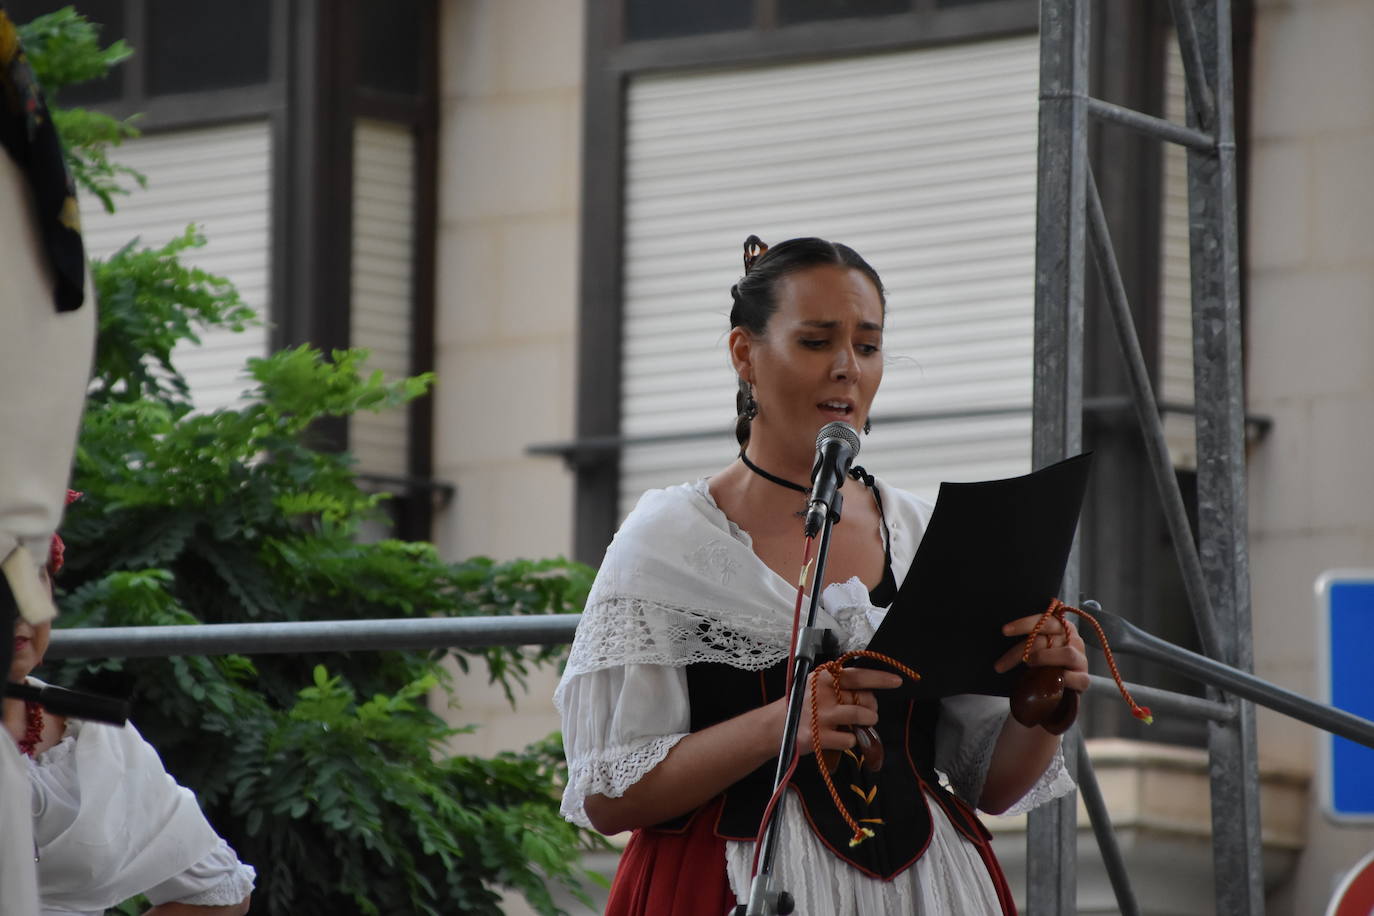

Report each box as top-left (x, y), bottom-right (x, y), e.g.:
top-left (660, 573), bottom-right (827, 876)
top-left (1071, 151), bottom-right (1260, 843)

top-left (47, 489), bottom-right (82, 576)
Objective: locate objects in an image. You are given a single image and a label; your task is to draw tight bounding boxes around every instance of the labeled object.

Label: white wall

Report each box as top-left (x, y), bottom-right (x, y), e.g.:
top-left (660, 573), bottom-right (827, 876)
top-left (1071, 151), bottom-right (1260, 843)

top-left (1246, 1), bottom-right (1374, 913)
top-left (433, 0), bottom-right (583, 568)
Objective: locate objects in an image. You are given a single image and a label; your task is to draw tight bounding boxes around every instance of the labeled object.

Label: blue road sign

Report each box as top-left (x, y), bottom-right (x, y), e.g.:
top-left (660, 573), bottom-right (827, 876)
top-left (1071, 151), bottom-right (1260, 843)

top-left (1318, 572), bottom-right (1374, 821)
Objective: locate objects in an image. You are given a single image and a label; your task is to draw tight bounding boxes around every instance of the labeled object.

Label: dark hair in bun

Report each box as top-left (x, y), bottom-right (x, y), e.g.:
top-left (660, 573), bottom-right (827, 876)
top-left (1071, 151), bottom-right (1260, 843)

top-left (730, 235), bottom-right (885, 447)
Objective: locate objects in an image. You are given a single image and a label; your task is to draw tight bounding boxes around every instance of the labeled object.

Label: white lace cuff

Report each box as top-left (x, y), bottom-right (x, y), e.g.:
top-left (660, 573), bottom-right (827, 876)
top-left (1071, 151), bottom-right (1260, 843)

top-left (560, 733), bottom-right (687, 828)
top-left (143, 837), bottom-right (256, 907)
top-left (175, 863), bottom-right (256, 906)
top-left (1000, 740), bottom-right (1076, 816)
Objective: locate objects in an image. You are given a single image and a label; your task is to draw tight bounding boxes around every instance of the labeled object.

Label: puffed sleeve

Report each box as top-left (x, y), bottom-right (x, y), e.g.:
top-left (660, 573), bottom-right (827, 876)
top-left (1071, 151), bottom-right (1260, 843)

top-left (143, 837), bottom-right (255, 907)
top-left (30, 716), bottom-right (253, 914)
top-left (934, 694), bottom-right (1075, 814)
top-left (557, 663), bottom-right (691, 828)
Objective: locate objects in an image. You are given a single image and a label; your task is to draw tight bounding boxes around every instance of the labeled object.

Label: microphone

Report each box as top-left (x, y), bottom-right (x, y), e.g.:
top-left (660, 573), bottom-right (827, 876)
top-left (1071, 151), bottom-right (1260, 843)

top-left (804, 421), bottom-right (860, 538)
top-left (4, 680), bottom-right (130, 725)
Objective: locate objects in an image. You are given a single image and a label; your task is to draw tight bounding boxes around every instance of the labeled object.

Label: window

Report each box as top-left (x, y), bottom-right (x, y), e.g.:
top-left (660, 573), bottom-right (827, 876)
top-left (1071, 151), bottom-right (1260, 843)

top-left (10, 0), bottom-right (441, 539)
top-left (618, 36), bottom-right (1041, 515)
top-left (145, 0), bottom-right (271, 95)
top-left (778, 0), bottom-right (910, 26)
top-left (624, 0), bottom-right (751, 40)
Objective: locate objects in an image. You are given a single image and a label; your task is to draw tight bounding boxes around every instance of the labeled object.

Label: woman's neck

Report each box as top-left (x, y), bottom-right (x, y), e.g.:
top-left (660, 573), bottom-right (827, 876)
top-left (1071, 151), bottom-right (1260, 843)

top-left (740, 438), bottom-right (812, 489)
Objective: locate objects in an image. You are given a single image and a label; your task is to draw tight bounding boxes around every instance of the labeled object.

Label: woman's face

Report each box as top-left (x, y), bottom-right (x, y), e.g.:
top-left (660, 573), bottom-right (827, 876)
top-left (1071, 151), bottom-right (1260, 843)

top-left (731, 263), bottom-right (884, 463)
top-left (11, 617), bottom-right (51, 683)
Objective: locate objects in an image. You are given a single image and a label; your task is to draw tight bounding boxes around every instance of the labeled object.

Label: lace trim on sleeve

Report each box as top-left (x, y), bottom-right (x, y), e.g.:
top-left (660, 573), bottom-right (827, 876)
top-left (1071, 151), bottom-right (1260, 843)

top-left (999, 741), bottom-right (1076, 816)
top-left (560, 733), bottom-right (686, 828)
top-left (174, 863), bottom-right (256, 906)
top-left (562, 594), bottom-right (789, 680)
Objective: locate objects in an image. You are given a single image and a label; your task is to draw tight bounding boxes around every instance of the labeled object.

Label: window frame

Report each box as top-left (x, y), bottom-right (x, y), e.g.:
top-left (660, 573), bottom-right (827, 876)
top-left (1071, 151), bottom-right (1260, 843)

top-left (22, 0), bottom-right (442, 539)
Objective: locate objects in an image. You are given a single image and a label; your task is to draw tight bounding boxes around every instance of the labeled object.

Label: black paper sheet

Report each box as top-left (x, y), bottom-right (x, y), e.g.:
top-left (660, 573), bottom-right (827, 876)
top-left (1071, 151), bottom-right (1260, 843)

top-left (850, 453), bottom-right (1094, 698)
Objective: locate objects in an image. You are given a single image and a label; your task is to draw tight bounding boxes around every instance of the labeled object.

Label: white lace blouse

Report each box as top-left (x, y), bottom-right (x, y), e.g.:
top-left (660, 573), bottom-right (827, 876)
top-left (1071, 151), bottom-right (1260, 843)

top-left (26, 704), bottom-right (256, 916)
top-left (557, 478), bottom-right (1073, 913)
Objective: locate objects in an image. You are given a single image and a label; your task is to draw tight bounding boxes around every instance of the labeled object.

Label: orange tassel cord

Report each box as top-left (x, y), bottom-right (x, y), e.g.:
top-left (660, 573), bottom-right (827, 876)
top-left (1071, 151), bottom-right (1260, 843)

top-left (1024, 598), bottom-right (1154, 725)
top-left (809, 651), bottom-right (920, 848)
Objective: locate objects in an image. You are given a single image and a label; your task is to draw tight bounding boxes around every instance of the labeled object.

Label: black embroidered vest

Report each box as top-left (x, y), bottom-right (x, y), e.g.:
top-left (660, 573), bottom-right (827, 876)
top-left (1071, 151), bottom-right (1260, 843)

top-left (653, 659), bottom-right (994, 882)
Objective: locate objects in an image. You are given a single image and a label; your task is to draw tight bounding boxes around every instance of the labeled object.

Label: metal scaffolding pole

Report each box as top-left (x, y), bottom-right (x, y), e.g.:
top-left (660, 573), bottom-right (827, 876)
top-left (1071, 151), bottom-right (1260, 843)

top-left (1033, 0), bottom-right (1258, 911)
top-left (1179, 2), bottom-right (1266, 910)
top-left (1028, 0), bottom-right (1088, 910)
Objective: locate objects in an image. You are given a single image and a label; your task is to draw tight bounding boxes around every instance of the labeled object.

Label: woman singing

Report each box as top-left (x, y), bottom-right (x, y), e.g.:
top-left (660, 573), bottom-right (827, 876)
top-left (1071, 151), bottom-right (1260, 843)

top-left (556, 236), bottom-right (1089, 914)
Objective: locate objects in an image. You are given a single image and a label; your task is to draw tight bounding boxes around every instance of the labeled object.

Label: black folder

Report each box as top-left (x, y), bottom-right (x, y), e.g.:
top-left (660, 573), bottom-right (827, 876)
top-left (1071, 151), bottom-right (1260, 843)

top-left (850, 453), bottom-right (1093, 698)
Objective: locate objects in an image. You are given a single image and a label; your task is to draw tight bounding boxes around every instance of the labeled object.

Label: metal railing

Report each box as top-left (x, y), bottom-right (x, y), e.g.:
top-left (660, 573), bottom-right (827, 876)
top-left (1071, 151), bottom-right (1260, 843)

top-left (49, 611), bottom-right (1373, 753)
top-left (46, 615), bottom-right (579, 659)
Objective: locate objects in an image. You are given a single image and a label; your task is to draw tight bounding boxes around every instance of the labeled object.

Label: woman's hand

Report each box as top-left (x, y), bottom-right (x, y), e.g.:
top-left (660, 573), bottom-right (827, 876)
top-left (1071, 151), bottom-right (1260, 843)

top-left (979, 615), bottom-right (1089, 812)
top-left (993, 614), bottom-right (1090, 692)
top-left (793, 667), bottom-right (901, 756)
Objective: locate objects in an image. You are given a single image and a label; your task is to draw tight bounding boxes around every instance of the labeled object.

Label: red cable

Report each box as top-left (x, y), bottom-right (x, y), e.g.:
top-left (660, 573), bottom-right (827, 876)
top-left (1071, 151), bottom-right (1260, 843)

top-left (750, 532), bottom-right (815, 876)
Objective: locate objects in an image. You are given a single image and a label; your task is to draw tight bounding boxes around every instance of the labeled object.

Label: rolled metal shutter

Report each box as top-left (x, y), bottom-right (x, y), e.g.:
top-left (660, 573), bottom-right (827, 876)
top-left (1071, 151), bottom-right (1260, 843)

top-left (620, 34), bottom-right (1040, 515)
top-left (1159, 36), bottom-right (1197, 469)
top-left (350, 119), bottom-right (416, 478)
top-left (77, 120), bottom-right (272, 413)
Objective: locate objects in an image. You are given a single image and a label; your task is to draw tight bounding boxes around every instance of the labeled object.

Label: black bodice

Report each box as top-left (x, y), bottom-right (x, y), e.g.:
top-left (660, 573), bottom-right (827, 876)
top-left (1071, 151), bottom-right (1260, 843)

top-left (653, 659), bottom-right (992, 882)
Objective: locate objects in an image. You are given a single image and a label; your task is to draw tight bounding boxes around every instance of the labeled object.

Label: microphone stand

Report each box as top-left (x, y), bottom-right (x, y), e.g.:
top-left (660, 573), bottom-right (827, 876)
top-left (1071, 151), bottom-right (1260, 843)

top-left (736, 488), bottom-right (844, 916)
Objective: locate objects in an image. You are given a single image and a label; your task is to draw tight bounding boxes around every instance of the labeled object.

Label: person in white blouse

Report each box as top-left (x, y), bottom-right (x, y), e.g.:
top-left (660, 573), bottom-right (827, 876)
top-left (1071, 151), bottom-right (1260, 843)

top-left (556, 236), bottom-right (1090, 915)
top-left (4, 551), bottom-right (255, 916)
top-left (1, 9), bottom-right (99, 908)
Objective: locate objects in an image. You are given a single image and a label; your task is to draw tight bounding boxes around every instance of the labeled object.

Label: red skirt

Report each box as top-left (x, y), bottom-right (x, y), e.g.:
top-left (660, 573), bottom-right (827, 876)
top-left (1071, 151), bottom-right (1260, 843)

top-left (605, 798), bottom-right (737, 916)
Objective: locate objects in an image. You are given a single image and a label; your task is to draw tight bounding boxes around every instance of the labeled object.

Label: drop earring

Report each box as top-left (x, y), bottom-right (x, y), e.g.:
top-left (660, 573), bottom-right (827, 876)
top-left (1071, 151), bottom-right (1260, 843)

top-left (739, 378), bottom-right (758, 420)
top-left (863, 417), bottom-right (871, 435)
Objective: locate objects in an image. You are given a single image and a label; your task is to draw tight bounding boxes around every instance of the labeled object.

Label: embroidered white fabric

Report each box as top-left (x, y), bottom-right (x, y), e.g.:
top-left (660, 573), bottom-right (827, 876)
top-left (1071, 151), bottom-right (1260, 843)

top-left (566, 594), bottom-right (792, 676)
top-left (557, 477), bottom-right (1076, 906)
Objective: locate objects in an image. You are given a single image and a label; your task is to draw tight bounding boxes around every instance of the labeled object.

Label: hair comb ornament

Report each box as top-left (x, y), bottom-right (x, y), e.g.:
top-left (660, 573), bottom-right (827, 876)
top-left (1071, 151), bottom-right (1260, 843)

top-left (742, 235), bottom-right (769, 273)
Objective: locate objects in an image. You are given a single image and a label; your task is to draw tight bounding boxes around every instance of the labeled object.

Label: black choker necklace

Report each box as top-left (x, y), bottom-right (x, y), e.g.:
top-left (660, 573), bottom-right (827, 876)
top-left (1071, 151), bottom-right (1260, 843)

top-left (739, 452), bottom-right (808, 494)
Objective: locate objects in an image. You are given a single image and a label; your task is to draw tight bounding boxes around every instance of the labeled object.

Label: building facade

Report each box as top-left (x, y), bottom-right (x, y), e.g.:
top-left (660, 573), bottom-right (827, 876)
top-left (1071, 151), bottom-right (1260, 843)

top-left (26, 0), bottom-right (1373, 913)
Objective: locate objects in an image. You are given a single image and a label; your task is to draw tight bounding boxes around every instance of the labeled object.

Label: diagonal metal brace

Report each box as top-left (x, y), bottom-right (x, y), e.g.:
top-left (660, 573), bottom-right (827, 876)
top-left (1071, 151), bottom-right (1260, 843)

top-left (1083, 602), bottom-right (1374, 750)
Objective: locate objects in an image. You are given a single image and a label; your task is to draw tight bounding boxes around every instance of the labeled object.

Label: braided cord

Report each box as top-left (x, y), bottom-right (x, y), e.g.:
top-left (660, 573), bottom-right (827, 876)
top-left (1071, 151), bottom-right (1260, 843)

top-left (810, 651), bottom-right (921, 847)
top-left (1023, 598), bottom-right (1154, 724)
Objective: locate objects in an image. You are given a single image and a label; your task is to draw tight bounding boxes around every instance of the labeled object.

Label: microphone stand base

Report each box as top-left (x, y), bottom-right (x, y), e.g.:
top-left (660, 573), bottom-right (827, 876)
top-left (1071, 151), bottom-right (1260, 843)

top-left (735, 873), bottom-right (795, 916)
